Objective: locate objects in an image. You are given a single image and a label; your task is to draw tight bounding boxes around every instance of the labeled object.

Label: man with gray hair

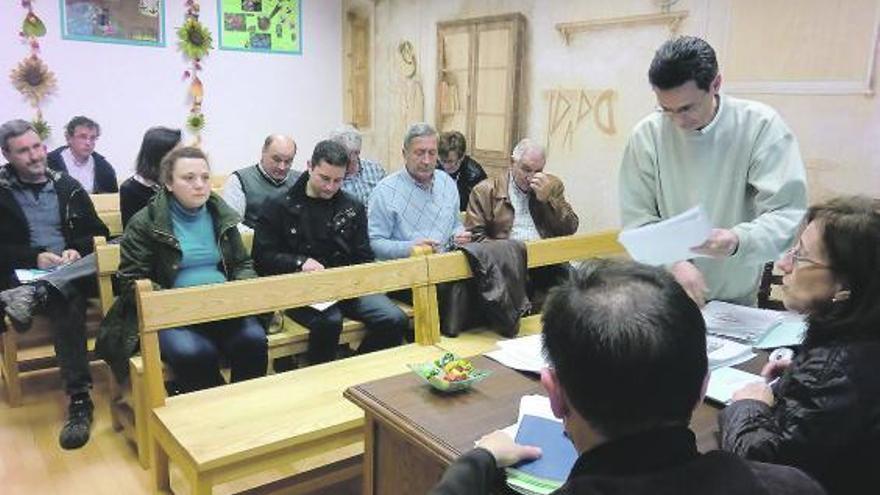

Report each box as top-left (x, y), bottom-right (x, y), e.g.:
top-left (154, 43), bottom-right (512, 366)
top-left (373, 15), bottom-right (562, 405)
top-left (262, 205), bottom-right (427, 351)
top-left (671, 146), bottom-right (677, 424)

top-left (0, 119), bottom-right (108, 449)
top-left (465, 138), bottom-right (578, 242)
top-left (368, 123), bottom-right (471, 260)
top-left (330, 125), bottom-right (387, 207)
top-left (222, 134), bottom-right (300, 232)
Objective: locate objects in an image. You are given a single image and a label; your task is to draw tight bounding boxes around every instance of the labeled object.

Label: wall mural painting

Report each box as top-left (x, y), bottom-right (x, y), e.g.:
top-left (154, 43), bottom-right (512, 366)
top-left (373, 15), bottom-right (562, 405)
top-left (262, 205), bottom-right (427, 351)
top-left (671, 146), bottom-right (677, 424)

top-left (218, 0), bottom-right (302, 54)
top-left (61, 0), bottom-right (165, 46)
top-left (545, 89), bottom-right (616, 151)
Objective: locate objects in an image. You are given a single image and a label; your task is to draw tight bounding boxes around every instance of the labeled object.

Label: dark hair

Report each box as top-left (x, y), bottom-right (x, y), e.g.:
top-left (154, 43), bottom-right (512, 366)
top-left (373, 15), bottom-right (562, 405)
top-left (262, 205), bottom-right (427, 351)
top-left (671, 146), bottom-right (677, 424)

top-left (0, 119), bottom-right (37, 152)
top-left (802, 196), bottom-right (880, 346)
top-left (648, 36), bottom-right (718, 91)
top-left (65, 116), bottom-right (100, 137)
top-left (541, 259), bottom-right (707, 437)
top-left (438, 131), bottom-right (467, 158)
top-left (310, 140), bottom-right (350, 169)
top-left (160, 146), bottom-right (209, 185)
top-left (135, 127), bottom-right (181, 182)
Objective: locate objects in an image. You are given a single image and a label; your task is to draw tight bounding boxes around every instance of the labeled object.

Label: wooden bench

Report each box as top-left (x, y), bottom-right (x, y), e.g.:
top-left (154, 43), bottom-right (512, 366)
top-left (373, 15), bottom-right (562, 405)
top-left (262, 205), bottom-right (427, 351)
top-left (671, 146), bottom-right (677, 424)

top-left (94, 235), bottom-right (414, 469)
top-left (135, 231), bottom-right (623, 494)
top-left (137, 253), bottom-right (436, 494)
top-left (91, 193), bottom-right (123, 238)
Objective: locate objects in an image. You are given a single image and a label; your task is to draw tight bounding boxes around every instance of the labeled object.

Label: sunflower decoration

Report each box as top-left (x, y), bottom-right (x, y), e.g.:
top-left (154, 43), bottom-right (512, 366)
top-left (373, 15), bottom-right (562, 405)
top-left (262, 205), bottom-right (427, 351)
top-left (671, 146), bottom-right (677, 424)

top-left (10, 55), bottom-right (57, 105)
top-left (178, 17), bottom-right (213, 60)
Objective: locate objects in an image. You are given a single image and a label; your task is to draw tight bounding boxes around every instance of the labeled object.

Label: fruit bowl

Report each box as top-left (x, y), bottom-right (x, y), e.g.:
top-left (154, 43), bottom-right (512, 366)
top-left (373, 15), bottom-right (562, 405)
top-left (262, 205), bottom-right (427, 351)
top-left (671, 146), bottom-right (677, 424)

top-left (408, 353), bottom-right (491, 393)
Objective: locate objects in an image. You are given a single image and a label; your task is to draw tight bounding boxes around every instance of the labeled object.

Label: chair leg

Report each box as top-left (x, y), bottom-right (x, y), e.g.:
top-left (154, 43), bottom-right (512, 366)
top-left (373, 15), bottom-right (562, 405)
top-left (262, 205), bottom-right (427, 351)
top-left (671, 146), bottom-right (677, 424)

top-left (1, 327), bottom-right (22, 407)
top-left (131, 366), bottom-right (150, 469)
top-left (191, 473), bottom-right (212, 495)
top-left (107, 365), bottom-right (123, 432)
top-left (150, 437), bottom-right (171, 494)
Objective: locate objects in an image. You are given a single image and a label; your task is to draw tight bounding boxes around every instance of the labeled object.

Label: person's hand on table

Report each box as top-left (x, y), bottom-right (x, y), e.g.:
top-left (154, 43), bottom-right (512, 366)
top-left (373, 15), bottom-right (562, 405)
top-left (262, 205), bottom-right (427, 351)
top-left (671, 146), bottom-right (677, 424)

top-left (475, 430), bottom-right (542, 468)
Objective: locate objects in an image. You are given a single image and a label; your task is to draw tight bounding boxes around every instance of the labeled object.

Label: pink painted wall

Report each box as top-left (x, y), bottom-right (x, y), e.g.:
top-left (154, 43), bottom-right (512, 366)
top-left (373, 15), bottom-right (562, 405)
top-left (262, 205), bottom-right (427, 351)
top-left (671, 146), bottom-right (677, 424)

top-left (1, 1), bottom-right (342, 177)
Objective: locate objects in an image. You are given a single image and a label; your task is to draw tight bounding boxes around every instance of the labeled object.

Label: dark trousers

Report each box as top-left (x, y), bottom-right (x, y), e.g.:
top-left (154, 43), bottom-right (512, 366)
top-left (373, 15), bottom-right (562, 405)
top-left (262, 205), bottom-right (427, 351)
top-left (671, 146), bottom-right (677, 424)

top-left (158, 316), bottom-right (267, 393)
top-left (287, 294), bottom-right (408, 364)
top-left (23, 256), bottom-right (100, 397)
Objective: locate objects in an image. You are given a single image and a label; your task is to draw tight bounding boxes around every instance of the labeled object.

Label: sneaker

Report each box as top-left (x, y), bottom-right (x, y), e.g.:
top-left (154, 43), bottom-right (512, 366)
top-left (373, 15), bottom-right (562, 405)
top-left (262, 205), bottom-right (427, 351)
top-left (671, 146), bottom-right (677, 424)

top-left (0, 283), bottom-right (48, 333)
top-left (59, 394), bottom-right (94, 450)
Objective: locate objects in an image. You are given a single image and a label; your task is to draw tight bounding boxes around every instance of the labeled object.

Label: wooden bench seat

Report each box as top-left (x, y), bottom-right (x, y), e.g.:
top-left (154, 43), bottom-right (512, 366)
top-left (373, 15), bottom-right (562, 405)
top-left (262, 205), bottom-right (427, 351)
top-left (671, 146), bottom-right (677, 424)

top-left (91, 192), bottom-right (123, 238)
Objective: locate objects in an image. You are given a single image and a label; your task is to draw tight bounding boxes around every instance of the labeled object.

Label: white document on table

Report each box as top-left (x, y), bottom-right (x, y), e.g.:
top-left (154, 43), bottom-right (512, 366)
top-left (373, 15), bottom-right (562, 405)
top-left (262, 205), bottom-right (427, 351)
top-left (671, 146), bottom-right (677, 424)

top-left (485, 334), bottom-right (548, 373)
top-left (703, 301), bottom-right (786, 344)
top-left (500, 394), bottom-right (557, 438)
top-left (706, 367), bottom-right (764, 405)
top-left (707, 335), bottom-right (756, 371)
top-left (617, 206), bottom-right (713, 266)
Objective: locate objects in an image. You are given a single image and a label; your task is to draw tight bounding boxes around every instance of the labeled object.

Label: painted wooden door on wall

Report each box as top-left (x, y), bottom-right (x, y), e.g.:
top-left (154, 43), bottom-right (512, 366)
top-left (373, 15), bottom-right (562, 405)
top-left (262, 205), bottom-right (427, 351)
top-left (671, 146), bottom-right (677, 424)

top-left (436, 13), bottom-right (525, 175)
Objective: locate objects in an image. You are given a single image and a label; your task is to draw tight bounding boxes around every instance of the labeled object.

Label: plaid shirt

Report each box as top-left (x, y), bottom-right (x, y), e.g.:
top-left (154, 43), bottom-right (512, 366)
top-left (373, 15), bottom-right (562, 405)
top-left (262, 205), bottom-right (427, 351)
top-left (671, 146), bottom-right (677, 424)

top-left (508, 173), bottom-right (542, 242)
top-left (368, 169), bottom-right (462, 260)
top-left (342, 158), bottom-right (386, 207)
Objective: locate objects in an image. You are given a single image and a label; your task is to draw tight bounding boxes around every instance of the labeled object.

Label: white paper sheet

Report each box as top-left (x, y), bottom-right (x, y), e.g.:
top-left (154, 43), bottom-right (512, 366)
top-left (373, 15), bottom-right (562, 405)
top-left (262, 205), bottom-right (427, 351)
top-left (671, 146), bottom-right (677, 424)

top-left (485, 334), bottom-right (548, 373)
top-left (707, 335), bottom-right (756, 370)
top-left (706, 367), bottom-right (764, 405)
top-left (754, 317), bottom-right (807, 349)
top-left (703, 301), bottom-right (785, 343)
top-left (617, 206), bottom-right (713, 265)
top-left (309, 300), bottom-right (338, 311)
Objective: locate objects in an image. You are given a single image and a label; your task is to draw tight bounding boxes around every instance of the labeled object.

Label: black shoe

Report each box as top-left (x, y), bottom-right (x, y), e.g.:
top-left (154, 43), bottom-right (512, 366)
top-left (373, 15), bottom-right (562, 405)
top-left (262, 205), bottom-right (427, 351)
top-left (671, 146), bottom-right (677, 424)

top-left (0, 283), bottom-right (48, 333)
top-left (59, 394), bottom-right (94, 450)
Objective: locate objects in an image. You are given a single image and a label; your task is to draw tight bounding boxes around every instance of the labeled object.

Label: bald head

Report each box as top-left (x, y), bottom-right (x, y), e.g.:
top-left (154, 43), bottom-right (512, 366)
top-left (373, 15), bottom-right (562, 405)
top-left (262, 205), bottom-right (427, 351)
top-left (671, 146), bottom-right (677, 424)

top-left (260, 134), bottom-right (297, 181)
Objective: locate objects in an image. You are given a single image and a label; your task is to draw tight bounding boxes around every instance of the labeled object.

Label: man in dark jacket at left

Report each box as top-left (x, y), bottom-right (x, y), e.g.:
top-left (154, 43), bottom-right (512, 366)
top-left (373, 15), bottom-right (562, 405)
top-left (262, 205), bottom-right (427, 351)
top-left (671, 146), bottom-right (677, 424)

top-left (47, 115), bottom-right (118, 193)
top-left (0, 119), bottom-right (109, 450)
top-left (253, 140), bottom-right (408, 364)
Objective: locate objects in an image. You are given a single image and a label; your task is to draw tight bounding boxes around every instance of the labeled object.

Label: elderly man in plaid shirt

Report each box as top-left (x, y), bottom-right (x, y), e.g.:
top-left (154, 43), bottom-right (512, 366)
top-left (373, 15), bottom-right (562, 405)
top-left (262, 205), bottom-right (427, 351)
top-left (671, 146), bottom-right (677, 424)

top-left (368, 123), bottom-right (471, 260)
top-left (331, 125), bottom-right (387, 208)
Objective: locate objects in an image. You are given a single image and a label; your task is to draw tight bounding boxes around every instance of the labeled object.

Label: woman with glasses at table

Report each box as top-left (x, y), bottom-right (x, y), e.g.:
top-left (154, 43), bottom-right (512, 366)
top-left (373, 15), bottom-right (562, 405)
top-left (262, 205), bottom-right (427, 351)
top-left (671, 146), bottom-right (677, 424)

top-left (719, 196), bottom-right (880, 494)
top-left (99, 146), bottom-right (267, 393)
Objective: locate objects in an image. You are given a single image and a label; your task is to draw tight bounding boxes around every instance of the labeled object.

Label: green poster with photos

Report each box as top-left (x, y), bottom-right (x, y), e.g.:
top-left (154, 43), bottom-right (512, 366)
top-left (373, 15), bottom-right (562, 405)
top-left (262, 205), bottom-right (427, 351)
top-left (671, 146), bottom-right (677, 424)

top-left (218, 0), bottom-right (301, 54)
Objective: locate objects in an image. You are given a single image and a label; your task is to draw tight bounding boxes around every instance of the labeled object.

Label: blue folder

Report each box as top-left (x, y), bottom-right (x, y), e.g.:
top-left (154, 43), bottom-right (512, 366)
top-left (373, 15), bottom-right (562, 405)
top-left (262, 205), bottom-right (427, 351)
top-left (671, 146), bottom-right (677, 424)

top-left (512, 415), bottom-right (578, 482)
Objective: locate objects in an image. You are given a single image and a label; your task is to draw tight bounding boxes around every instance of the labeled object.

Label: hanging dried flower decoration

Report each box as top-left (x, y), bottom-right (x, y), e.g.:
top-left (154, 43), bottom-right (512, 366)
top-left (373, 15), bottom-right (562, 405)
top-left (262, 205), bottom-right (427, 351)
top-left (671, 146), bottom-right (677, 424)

top-left (178, 1), bottom-right (212, 139)
top-left (10, 55), bottom-right (56, 104)
top-left (10, 1), bottom-right (55, 138)
top-left (177, 17), bottom-right (213, 60)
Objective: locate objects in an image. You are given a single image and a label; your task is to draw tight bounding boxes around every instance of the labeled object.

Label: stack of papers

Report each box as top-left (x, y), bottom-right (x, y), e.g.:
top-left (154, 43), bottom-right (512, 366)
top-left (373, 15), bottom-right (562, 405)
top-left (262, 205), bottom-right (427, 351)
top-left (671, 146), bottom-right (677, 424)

top-left (705, 367), bottom-right (764, 405)
top-left (707, 335), bottom-right (755, 370)
top-left (485, 334), bottom-right (547, 373)
top-left (703, 301), bottom-right (785, 344)
top-left (500, 396), bottom-right (577, 495)
top-left (617, 206), bottom-right (712, 265)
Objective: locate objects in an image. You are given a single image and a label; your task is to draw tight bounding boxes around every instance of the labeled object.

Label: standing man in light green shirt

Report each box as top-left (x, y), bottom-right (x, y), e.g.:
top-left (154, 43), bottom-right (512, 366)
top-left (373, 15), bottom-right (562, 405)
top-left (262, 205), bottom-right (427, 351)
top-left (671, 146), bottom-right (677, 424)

top-left (619, 36), bottom-right (807, 306)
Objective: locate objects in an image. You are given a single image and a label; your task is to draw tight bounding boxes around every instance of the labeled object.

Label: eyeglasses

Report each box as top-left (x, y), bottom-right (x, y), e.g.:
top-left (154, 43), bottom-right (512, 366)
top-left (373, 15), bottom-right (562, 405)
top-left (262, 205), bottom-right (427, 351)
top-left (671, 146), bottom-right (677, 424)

top-left (785, 245), bottom-right (830, 268)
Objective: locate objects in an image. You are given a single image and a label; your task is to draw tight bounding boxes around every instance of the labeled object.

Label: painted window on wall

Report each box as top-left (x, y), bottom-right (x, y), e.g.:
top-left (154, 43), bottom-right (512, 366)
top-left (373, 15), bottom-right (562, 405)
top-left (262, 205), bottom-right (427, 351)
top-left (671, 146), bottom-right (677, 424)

top-left (218, 0), bottom-right (302, 54)
top-left (60, 0), bottom-right (165, 46)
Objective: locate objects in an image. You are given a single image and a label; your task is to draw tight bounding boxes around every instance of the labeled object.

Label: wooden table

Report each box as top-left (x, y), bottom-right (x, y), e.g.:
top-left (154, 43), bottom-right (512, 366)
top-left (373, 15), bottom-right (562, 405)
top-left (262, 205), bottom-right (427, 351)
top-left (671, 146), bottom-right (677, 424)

top-left (345, 355), bottom-right (758, 494)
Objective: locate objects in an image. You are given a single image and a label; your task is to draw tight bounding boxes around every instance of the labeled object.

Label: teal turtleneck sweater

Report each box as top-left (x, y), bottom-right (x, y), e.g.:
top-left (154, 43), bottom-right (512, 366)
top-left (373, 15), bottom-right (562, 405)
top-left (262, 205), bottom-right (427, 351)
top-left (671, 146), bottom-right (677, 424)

top-left (169, 198), bottom-right (226, 288)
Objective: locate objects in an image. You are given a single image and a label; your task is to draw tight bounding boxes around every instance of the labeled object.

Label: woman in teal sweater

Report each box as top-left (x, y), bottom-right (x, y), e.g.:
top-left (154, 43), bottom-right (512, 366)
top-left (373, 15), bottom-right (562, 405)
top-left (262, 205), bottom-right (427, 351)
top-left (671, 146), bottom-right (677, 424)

top-left (108, 146), bottom-right (267, 393)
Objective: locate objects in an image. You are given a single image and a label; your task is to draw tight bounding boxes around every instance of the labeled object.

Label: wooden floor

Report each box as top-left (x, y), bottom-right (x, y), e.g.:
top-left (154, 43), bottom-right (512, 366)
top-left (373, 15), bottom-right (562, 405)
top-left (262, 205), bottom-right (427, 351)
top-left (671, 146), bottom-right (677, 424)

top-left (0, 362), bottom-right (361, 495)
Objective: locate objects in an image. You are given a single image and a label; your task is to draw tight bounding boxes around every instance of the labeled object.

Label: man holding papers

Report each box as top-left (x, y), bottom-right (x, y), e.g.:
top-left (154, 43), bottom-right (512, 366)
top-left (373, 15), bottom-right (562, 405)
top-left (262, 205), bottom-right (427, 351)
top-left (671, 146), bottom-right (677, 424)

top-left (252, 140), bottom-right (407, 364)
top-left (619, 35), bottom-right (807, 306)
top-left (430, 260), bottom-right (823, 495)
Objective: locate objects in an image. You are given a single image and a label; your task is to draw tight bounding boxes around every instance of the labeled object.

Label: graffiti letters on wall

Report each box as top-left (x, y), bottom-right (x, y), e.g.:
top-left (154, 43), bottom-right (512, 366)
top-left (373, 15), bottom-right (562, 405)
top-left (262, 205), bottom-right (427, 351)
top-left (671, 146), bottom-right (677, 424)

top-left (545, 89), bottom-right (616, 151)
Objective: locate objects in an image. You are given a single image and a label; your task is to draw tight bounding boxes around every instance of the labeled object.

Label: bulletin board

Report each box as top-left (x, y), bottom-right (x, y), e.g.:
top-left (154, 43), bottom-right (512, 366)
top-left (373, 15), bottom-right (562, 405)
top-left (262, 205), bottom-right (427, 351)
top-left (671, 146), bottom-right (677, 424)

top-left (218, 0), bottom-right (302, 54)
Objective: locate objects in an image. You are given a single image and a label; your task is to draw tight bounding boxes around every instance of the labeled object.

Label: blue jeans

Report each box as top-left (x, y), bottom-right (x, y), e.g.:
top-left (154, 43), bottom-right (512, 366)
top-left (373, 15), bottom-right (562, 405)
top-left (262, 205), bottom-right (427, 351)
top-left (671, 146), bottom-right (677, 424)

top-left (287, 294), bottom-right (407, 364)
top-left (158, 316), bottom-right (267, 393)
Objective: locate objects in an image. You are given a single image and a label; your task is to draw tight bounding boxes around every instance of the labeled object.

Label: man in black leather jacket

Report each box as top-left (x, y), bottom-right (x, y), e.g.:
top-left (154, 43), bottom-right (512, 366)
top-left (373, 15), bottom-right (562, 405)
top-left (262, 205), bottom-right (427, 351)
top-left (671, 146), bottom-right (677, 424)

top-left (430, 260), bottom-right (825, 495)
top-left (252, 140), bottom-right (408, 364)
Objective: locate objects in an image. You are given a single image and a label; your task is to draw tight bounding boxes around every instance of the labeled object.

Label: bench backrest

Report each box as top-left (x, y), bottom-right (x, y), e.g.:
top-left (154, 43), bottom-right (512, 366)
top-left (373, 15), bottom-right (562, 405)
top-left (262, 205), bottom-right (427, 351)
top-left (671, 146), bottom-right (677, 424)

top-left (91, 193), bottom-right (123, 237)
top-left (416, 231), bottom-right (626, 342)
top-left (135, 256), bottom-right (432, 409)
